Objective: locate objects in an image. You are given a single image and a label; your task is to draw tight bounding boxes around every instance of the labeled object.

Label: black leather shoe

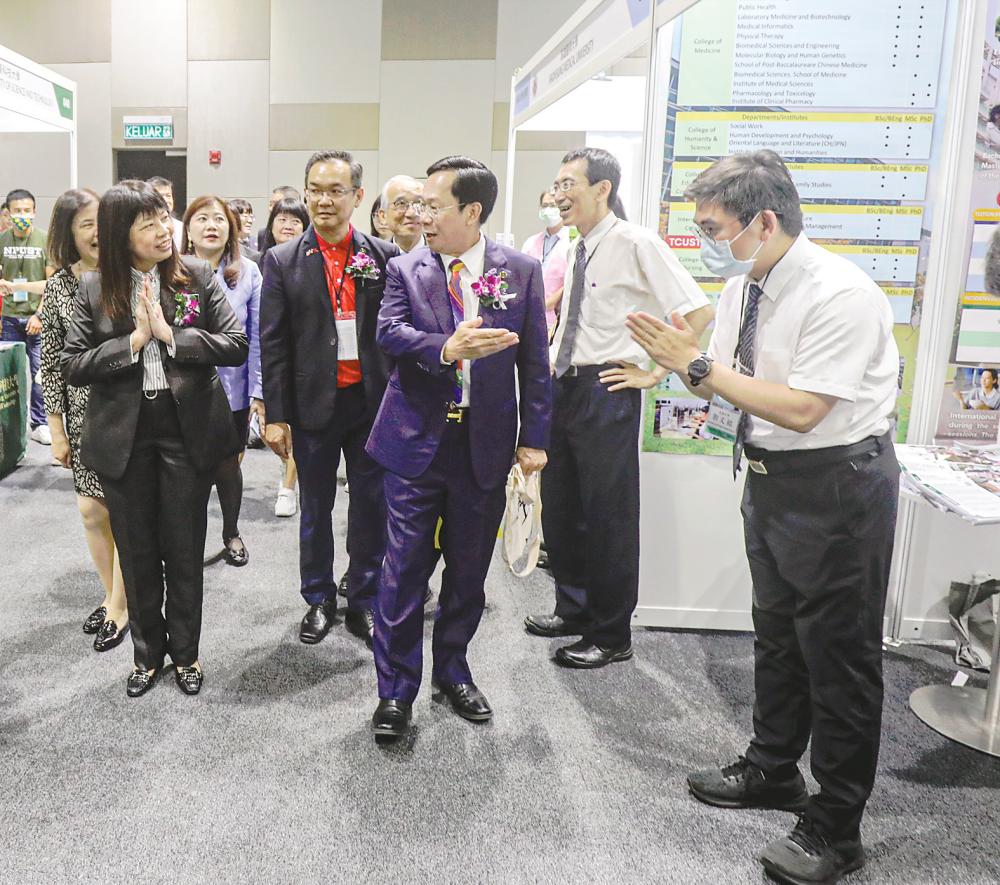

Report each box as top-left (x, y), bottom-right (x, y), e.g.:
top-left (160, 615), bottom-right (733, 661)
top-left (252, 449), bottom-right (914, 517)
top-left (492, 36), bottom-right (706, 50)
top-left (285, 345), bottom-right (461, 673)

top-left (344, 608), bottom-right (375, 646)
top-left (759, 816), bottom-right (864, 884)
top-left (687, 756), bottom-right (810, 812)
top-left (93, 620), bottom-right (129, 652)
top-left (299, 601), bottom-right (337, 644)
top-left (223, 536), bottom-right (249, 567)
top-left (126, 666), bottom-right (160, 698)
top-left (524, 613), bottom-right (586, 637)
top-left (434, 681), bottom-right (493, 721)
top-left (174, 665), bottom-right (203, 695)
top-left (555, 639), bottom-right (633, 669)
top-left (83, 605), bottom-right (107, 634)
top-left (372, 699), bottom-right (412, 740)
top-left (337, 573), bottom-right (349, 598)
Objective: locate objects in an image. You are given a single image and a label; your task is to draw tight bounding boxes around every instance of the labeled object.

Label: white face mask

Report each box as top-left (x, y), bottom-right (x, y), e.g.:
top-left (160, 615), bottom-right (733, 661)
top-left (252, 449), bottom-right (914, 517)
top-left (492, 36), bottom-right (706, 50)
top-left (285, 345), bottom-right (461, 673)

top-left (699, 211), bottom-right (764, 279)
top-left (539, 206), bottom-right (561, 227)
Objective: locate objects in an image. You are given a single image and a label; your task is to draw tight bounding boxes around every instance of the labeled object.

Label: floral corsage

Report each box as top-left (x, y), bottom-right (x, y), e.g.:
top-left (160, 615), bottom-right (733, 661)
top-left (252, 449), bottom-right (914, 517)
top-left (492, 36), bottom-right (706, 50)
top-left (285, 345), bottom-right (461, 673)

top-left (472, 268), bottom-right (515, 310)
top-left (346, 250), bottom-right (380, 281)
top-left (174, 291), bottom-right (200, 327)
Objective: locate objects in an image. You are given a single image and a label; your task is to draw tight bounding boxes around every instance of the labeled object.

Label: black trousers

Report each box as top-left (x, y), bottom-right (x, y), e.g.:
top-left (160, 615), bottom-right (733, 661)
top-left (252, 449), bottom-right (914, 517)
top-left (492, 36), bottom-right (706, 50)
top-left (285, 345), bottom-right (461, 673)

top-left (99, 395), bottom-right (213, 669)
top-left (540, 372), bottom-right (641, 647)
top-left (742, 436), bottom-right (899, 839)
top-left (293, 383), bottom-right (385, 611)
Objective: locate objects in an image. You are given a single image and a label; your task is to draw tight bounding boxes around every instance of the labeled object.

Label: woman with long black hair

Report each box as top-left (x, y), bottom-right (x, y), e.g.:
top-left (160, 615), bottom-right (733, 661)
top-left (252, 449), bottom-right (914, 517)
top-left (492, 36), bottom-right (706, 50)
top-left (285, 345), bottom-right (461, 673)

top-left (62, 181), bottom-right (248, 698)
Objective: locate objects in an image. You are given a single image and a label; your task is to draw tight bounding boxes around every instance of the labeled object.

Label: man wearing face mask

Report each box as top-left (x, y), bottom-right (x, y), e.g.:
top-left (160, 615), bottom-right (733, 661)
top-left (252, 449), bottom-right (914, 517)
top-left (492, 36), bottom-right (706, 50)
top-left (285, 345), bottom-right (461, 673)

top-left (521, 190), bottom-right (571, 338)
top-left (524, 147), bottom-right (714, 669)
top-left (0, 188), bottom-right (56, 444)
top-left (625, 150), bottom-right (900, 885)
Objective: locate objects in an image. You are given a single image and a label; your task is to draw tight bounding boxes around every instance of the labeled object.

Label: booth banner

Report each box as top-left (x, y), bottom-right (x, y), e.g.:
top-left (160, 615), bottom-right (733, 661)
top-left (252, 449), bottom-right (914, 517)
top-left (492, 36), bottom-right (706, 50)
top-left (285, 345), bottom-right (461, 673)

top-left (0, 55), bottom-right (73, 129)
top-left (0, 343), bottom-right (28, 479)
top-left (644, 0), bottom-right (957, 456)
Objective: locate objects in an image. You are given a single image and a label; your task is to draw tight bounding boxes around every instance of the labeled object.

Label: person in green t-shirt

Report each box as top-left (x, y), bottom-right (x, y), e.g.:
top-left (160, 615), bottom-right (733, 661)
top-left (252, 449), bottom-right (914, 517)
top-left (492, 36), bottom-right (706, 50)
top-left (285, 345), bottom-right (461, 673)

top-left (0, 188), bottom-right (56, 440)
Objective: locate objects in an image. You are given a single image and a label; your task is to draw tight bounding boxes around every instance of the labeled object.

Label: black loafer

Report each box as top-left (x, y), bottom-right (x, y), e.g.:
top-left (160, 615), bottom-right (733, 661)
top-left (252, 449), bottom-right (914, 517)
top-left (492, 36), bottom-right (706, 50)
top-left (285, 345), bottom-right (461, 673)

top-left (93, 620), bottom-right (130, 653)
top-left (434, 681), bottom-right (493, 721)
top-left (223, 536), bottom-right (249, 567)
top-left (83, 605), bottom-right (107, 634)
top-left (344, 608), bottom-right (375, 646)
top-left (759, 816), bottom-right (865, 884)
top-left (337, 573), bottom-right (349, 598)
top-left (687, 756), bottom-right (810, 812)
top-left (372, 699), bottom-right (412, 740)
top-left (299, 600), bottom-right (337, 644)
top-left (174, 665), bottom-right (203, 695)
top-left (524, 613), bottom-right (586, 637)
top-left (126, 666), bottom-right (160, 698)
top-left (555, 639), bottom-right (633, 669)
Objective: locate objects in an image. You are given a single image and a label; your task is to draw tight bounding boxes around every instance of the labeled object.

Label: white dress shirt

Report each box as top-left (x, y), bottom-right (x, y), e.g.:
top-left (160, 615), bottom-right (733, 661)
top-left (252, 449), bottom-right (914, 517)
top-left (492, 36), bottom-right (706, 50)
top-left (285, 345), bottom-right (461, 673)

top-left (128, 266), bottom-right (175, 391)
top-left (706, 234), bottom-right (899, 450)
top-left (549, 211), bottom-right (709, 367)
top-left (439, 234), bottom-right (486, 407)
top-left (393, 233), bottom-right (426, 253)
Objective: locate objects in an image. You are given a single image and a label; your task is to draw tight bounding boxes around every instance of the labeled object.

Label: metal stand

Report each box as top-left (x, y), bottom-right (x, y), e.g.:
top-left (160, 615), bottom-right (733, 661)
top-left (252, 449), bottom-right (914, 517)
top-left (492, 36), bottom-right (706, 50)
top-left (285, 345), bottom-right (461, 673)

top-left (910, 607), bottom-right (1000, 757)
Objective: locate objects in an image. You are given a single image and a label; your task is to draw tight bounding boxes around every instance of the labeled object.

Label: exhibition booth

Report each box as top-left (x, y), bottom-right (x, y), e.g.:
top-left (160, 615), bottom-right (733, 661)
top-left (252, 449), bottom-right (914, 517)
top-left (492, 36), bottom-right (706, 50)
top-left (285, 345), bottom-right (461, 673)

top-left (0, 45), bottom-right (76, 478)
top-left (507, 0), bottom-right (1000, 753)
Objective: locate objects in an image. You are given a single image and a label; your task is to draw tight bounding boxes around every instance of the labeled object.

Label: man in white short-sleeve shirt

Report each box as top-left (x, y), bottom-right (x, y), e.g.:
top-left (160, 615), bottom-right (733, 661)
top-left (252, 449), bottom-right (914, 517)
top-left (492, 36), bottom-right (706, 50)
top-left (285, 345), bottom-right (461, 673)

top-left (524, 147), bottom-right (713, 670)
top-left (627, 150), bottom-right (900, 885)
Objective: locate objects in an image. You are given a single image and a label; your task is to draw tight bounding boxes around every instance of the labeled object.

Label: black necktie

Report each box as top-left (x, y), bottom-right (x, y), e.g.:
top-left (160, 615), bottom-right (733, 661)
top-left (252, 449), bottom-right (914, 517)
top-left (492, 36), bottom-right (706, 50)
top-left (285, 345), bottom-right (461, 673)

top-left (732, 282), bottom-right (764, 478)
top-left (553, 238), bottom-right (588, 378)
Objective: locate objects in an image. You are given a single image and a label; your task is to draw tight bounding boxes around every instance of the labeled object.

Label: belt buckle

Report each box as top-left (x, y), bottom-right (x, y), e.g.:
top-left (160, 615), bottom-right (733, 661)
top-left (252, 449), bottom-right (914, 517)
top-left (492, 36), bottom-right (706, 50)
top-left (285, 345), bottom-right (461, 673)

top-left (446, 402), bottom-right (464, 423)
top-left (747, 459), bottom-right (768, 475)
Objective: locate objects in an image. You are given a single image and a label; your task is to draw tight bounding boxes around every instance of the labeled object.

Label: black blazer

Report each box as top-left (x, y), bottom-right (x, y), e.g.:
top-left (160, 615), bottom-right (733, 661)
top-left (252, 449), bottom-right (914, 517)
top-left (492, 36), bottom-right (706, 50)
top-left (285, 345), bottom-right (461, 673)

top-left (259, 225), bottom-right (400, 430)
top-left (62, 256), bottom-right (249, 479)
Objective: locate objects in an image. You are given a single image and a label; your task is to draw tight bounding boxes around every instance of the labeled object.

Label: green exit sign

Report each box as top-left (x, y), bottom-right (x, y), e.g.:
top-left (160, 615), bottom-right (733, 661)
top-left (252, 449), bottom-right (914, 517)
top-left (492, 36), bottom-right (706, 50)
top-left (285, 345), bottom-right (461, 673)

top-left (123, 117), bottom-right (173, 141)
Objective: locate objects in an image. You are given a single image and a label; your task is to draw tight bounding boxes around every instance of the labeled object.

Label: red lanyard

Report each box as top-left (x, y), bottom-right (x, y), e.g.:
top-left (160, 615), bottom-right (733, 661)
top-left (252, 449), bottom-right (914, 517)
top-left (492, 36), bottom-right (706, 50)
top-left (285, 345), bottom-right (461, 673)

top-left (319, 239), bottom-right (354, 315)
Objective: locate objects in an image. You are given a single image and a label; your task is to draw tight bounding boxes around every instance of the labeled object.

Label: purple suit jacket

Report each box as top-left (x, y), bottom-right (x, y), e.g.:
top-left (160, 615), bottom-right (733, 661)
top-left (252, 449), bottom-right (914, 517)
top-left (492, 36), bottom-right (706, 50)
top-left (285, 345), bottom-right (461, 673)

top-left (366, 238), bottom-right (552, 490)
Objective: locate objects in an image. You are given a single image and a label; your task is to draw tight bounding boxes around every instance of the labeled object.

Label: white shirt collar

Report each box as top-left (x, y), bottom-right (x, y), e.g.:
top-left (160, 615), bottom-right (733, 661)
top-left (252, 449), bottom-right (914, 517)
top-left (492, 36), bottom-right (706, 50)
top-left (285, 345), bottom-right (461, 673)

top-left (755, 233), bottom-right (809, 302)
top-left (439, 233), bottom-right (486, 278)
top-left (393, 233), bottom-right (426, 253)
top-left (581, 210), bottom-right (618, 252)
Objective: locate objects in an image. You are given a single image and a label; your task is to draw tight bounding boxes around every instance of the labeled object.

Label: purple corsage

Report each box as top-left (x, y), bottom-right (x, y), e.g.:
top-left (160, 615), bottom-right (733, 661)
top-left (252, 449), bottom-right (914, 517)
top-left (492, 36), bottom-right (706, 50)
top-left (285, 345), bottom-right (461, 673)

top-left (174, 291), bottom-right (200, 327)
top-left (346, 250), bottom-right (380, 281)
top-left (472, 268), bottom-right (515, 310)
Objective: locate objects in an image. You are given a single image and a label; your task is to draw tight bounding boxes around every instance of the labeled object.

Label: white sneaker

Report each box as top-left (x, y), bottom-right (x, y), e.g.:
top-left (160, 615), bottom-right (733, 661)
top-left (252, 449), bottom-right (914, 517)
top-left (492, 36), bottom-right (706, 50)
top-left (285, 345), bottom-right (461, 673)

top-left (275, 487), bottom-right (297, 517)
top-left (30, 425), bottom-right (52, 445)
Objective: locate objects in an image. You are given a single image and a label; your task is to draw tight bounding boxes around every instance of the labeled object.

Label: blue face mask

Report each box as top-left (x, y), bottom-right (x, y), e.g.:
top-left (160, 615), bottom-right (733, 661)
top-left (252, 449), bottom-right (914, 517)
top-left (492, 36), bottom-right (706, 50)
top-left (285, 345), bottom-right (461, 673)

top-left (699, 212), bottom-right (764, 279)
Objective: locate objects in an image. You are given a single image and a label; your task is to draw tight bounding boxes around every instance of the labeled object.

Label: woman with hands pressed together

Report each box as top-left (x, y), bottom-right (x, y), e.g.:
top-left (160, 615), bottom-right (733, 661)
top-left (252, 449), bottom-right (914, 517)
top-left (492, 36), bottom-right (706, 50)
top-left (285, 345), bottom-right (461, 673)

top-left (62, 181), bottom-right (248, 698)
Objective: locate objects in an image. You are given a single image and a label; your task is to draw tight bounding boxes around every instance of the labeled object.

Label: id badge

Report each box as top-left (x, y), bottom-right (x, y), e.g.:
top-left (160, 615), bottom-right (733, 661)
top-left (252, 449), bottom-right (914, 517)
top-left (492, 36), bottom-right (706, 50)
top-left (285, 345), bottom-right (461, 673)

top-left (705, 395), bottom-right (740, 442)
top-left (12, 277), bottom-right (28, 303)
top-left (335, 316), bottom-right (358, 360)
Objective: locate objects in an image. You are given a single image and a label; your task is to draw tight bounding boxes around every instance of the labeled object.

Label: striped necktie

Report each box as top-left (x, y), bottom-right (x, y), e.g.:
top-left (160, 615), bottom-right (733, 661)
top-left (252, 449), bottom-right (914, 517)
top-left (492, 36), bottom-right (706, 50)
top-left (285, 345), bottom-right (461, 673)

top-left (732, 282), bottom-right (764, 478)
top-left (553, 237), bottom-right (588, 377)
top-left (447, 259), bottom-right (465, 404)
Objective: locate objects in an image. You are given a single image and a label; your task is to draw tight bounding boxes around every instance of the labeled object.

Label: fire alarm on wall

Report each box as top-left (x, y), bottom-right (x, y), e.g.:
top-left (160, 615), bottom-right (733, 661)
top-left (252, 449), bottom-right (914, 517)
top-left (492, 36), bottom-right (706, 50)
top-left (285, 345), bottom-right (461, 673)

top-left (209, 150), bottom-right (222, 165)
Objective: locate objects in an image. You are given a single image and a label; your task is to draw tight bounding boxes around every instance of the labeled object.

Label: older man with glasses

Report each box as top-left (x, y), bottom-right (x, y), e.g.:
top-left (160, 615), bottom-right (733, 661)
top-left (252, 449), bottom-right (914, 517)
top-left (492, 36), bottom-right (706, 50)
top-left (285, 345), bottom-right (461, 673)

top-left (259, 150), bottom-right (401, 651)
top-left (379, 175), bottom-right (427, 254)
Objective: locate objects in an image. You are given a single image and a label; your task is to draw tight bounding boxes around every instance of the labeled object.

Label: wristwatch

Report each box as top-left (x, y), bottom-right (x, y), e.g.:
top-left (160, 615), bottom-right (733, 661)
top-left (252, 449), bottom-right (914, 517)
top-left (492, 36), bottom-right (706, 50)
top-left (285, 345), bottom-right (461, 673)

top-left (686, 353), bottom-right (714, 387)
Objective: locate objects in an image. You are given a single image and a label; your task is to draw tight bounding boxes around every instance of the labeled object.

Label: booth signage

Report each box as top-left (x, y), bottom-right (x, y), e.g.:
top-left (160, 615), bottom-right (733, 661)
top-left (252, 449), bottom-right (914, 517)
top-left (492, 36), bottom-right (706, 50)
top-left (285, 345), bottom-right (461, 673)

top-left (0, 58), bottom-right (74, 129)
top-left (123, 116), bottom-right (173, 141)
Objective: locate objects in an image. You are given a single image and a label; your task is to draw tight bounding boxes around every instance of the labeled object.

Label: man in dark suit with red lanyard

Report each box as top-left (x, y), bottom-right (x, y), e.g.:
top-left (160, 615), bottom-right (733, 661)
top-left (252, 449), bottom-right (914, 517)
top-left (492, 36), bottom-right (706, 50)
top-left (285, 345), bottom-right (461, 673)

top-left (366, 156), bottom-right (551, 740)
top-left (260, 150), bottom-right (400, 647)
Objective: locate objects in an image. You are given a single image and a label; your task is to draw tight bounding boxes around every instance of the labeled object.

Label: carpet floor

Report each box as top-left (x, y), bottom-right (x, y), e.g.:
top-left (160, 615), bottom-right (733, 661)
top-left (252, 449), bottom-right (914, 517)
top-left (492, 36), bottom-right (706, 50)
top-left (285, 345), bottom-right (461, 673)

top-left (1, 440), bottom-right (997, 885)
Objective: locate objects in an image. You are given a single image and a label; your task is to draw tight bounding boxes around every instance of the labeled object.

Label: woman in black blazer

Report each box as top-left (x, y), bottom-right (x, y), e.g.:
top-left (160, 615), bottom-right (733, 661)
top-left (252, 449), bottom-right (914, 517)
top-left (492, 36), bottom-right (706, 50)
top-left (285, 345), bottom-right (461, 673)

top-left (62, 181), bottom-right (248, 698)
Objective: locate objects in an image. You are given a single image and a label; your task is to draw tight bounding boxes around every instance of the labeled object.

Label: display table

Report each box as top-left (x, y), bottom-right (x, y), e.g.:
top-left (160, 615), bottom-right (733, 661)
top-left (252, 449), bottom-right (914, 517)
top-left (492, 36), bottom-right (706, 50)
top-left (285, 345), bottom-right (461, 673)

top-left (0, 342), bottom-right (28, 479)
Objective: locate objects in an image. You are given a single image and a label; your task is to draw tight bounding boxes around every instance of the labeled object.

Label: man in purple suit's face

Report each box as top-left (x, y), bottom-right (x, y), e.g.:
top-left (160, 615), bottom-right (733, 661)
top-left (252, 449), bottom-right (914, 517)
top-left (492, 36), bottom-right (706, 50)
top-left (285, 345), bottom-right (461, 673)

top-left (421, 169), bottom-right (480, 258)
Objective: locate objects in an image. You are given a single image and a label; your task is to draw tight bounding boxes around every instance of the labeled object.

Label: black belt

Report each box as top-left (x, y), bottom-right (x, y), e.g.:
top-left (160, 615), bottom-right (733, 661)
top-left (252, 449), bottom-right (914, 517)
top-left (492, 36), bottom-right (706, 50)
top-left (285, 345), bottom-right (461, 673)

top-left (560, 363), bottom-right (615, 379)
top-left (744, 432), bottom-right (890, 476)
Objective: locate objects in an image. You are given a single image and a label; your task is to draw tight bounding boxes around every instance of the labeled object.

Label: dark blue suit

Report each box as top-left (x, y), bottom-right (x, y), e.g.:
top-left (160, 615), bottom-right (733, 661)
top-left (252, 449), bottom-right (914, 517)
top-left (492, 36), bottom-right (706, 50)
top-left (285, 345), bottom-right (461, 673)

top-left (366, 238), bottom-right (551, 702)
top-left (260, 226), bottom-right (400, 612)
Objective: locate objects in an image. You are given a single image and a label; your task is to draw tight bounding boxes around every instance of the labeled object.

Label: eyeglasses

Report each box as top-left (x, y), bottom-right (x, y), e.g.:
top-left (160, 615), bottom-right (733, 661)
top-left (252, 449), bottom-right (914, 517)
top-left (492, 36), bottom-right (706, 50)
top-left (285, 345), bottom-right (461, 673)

top-left (551, 179), bottom-right (580, 194)
top-left (305, 186), bottom-right (357, 202)
top-left (419, 203), bottom-right (459, 220)
top-left (688, 221), bottom-right (717, 244)
top-left (391, 199), bottom-right (426, 214)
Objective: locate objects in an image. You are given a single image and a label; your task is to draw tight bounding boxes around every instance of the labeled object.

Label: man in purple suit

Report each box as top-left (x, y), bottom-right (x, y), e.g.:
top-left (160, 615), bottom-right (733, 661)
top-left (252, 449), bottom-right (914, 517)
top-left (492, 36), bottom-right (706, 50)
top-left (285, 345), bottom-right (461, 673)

top-left (366, 156), bottom-right (552, 739)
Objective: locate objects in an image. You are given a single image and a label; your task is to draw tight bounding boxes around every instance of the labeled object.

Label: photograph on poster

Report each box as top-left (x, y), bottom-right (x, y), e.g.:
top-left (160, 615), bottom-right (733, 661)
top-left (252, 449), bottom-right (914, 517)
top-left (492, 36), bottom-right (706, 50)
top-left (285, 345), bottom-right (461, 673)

top-left (934, 366), bottom-right (1000, 444)
top-left (652, 396), bottom-right (713, 441)
top-left (975, 0), bottom-right (1000, 170)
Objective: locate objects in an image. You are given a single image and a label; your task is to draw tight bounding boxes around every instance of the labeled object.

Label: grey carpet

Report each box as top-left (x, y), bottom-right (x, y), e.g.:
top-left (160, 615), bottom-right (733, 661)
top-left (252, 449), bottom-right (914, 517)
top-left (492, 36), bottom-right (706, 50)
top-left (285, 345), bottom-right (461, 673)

top-left (1, 440), bottom-right (998, 885)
